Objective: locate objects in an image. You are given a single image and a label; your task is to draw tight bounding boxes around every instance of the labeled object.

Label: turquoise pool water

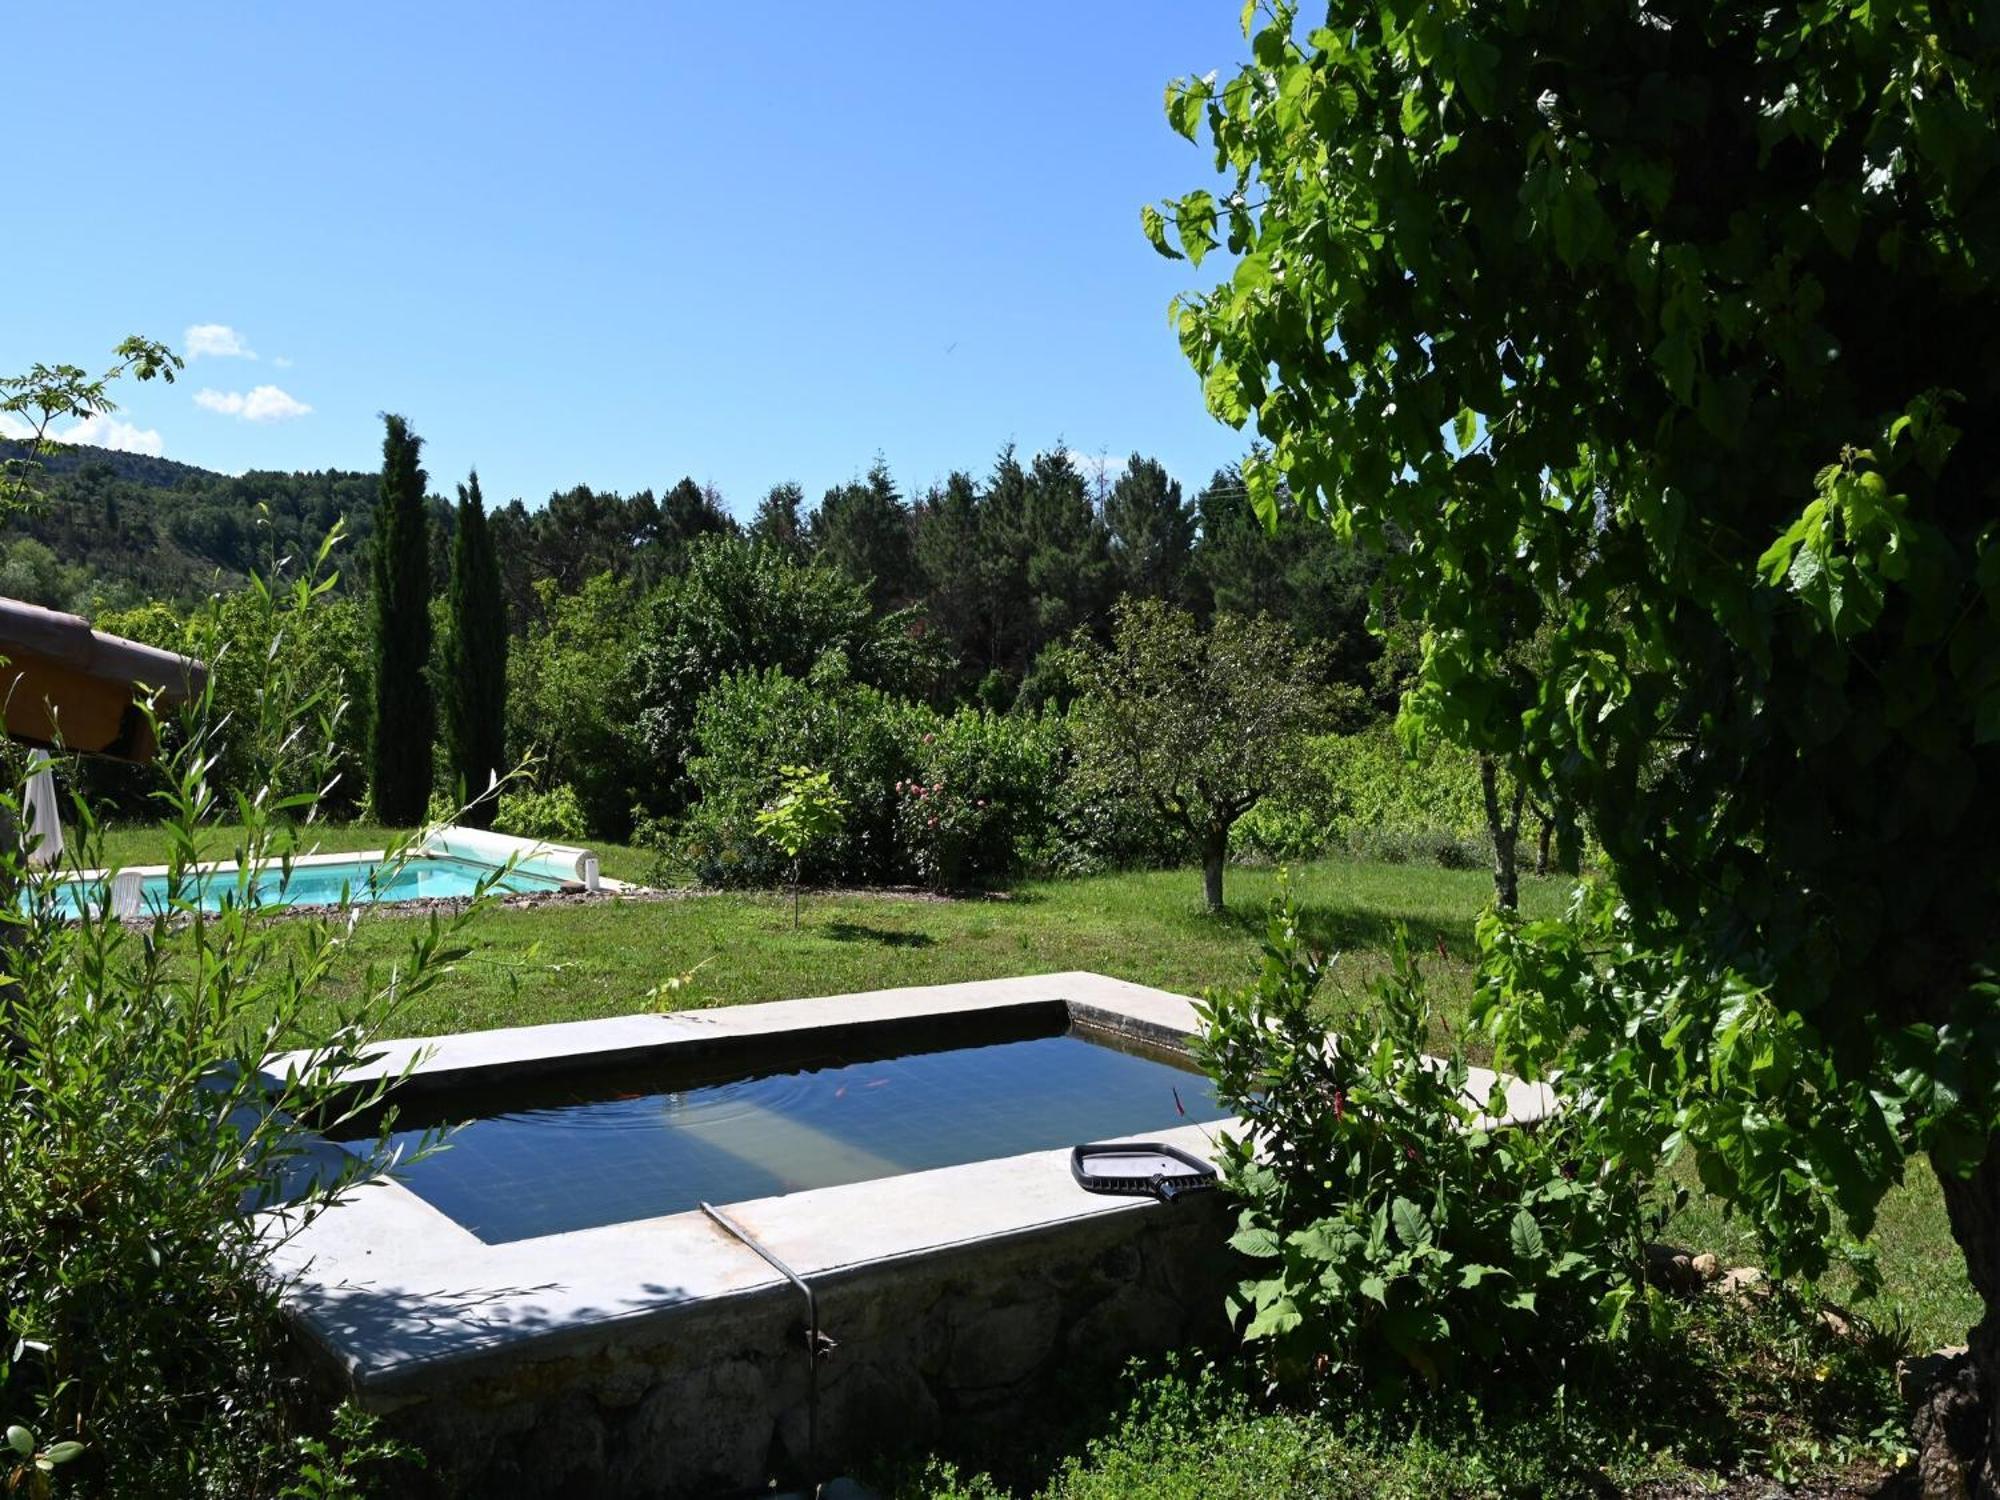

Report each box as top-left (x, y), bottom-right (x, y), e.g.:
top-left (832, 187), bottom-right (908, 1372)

top-left (49, 853), bottom-right (565, 917)
top-left (348, 1017), bottom-right (1225, 1244)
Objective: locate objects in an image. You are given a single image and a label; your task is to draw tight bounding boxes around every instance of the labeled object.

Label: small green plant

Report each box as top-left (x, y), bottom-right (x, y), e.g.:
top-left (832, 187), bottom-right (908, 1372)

top-left (755, 764), bottom-right (848, 928)
top-left (275, 1405), bottom-right (424, 1500)
top-left (1193, 881), bottom-right (1657, 1392)
top-left (3, 1422), bottom-right (85, 1499)
top-left (0, 527), bottom-right (489, 1496)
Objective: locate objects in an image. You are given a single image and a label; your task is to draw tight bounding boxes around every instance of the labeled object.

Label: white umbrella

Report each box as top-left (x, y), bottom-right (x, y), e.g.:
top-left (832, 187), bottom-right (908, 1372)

top-left (24, 751), bottom-right (63, 868)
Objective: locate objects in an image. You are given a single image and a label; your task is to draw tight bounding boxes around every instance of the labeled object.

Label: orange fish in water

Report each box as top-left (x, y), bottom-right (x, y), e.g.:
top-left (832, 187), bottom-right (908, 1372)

top-left (613, 1091), bottom-right (642, 1100)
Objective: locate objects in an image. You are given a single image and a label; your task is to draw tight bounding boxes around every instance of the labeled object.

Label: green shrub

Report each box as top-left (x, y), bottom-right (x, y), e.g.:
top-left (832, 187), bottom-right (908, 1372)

top-left (1034, 761), bottom-right (1190, 876)
top-left (79, 570), bottom-right (372, 823)
top-left (897, 709), bottom-right (1062, 890)
top-left (1193, 884), bottom-right (1656, 1391)
top-left (1233, 724), bottom-right (1493, 868)
top-left (506, 573), bottom-right (648, 839)
top-left (680, 657), bottom-right (931, 887)
top-left (495, 782), bottom-right (588, 842)
top-left (0, 551), bottom-right (474, 1497)
top-left (630, 537), bottom-right (949, 813)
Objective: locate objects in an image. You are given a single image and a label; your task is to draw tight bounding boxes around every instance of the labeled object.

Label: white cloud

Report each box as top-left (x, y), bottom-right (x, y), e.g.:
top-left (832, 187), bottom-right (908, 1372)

top-left (271, 355), bottom-right (294, 369)
top-left (0, 409), bottom-right (165, 455)
top-left (62, 415), bottom-right (166, 455)
top-left (185, 323), bottom-right (256, 360)
top-left (195, 385), bottom-right (312, 423)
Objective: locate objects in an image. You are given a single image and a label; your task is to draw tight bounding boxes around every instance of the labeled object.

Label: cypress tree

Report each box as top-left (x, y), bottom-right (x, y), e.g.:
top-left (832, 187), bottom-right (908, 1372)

top-left (441, 469), bottom-right (507, 828)
top-left (369, 414), bottom-right (434, 824)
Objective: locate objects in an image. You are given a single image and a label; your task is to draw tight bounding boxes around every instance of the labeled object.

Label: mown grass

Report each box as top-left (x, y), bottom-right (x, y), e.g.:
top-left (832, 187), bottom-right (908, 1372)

top-left (87, 820), bottom-right (1551, 1040)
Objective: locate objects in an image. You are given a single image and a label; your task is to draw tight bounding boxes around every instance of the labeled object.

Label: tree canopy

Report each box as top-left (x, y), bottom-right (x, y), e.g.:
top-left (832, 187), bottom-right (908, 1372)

top-left (1066, 599), bottom-right (1326, 912)
top-left (1155, 0), bottom-right (2000, 1473)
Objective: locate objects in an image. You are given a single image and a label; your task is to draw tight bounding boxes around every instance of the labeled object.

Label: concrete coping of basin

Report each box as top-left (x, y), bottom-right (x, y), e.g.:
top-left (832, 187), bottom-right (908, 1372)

top-left (266, 972), bottom-right (1556, 1395)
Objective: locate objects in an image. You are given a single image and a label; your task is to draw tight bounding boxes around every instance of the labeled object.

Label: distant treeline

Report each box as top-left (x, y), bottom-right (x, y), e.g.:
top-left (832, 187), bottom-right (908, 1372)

top-left (4, 438), bottom-right (1392, 710)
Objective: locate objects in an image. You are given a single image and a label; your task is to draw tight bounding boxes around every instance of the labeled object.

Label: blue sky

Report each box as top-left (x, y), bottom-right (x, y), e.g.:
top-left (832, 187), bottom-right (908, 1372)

top-left (6, 4), bottom-right (1254, 513)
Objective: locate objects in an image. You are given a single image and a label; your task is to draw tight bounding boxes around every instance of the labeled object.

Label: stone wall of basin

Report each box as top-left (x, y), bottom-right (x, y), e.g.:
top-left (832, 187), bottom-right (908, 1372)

top-left (340, 1195), bottom-right (1235, 1499)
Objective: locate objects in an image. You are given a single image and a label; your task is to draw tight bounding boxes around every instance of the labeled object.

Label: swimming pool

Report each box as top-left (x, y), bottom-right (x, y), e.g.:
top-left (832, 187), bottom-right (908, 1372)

top-left (43, 827), bottom-right (604, 919)
top-left (341, 1010), bottom-right (1226, 1243)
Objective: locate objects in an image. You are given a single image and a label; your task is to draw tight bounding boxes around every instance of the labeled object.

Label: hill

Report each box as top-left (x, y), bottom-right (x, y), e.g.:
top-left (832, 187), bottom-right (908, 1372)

top-left (0, 442), bottom-right (440, 611)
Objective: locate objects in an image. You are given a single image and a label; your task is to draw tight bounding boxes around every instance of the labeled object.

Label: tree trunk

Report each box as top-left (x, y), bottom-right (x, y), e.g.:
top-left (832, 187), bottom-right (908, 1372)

top-left (1478, 755), bottom-right (1525, 911)
top-left (1921, 1153), bottom-right (2000, 1495)
top-left (1200, 829), bottom-right (1227, 915)
top-left (1554, 803), bottom-right (1583, 876)
top-left (1535, 808), bottom-right (1554, 877)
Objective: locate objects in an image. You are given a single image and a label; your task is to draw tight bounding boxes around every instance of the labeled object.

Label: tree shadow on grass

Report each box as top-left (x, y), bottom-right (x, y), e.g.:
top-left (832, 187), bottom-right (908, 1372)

top-left (821, 921), bottom-right (936, 950)
top-left (1210, 899), bottom-right (1479, 965)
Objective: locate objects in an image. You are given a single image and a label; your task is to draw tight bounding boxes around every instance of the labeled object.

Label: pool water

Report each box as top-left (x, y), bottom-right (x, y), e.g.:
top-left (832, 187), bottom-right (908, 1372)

top-left (349, 1020), bottom-right (1226, 1244)
top-left (50, 853), bottom-right (564, 917)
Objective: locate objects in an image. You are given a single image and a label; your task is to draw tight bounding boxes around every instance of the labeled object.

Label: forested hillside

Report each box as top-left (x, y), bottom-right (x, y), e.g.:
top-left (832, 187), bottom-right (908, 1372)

top-left (0, 440), bottom-right (397, 607)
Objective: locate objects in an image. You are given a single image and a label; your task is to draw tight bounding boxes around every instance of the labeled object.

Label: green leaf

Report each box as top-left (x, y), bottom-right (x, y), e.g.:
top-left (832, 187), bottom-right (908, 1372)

top-left (1359, 1273), bottom-right (1388, 1305)
top-left (1453, 407), bottom-right (1478, 452)
top-left (1508, 1207), bottom-right (1546, 1261)
top-left (1654, 331), bottom-right (1696, 403)
top-left (1229, 1224), bottom-right (1282, 1257)
top-left (1204, 361), bottom-right (1251, 426)
top-left (1390, 1195), bottom-right (1432, 1247)
top-left (1245, 1294), bottom-right (1305, 1339)
top-left (1458, 1262), bottom-right (1507, 1288)
top-left (1399, 86), bottom-right (1430, 139)
top-left (1165, 80), bottom-right (1208, 142)
top-left (1141, 204), bottom-right (1184, 261)
top-left (1177, 190), bottom-right (1218, 267)
top-left (42, 1441), bottom-right (84, 1465)
top-left (1244, 454), bottom-right (1280, 532)
top-left (6, 1426), bottom-right (33, 1457)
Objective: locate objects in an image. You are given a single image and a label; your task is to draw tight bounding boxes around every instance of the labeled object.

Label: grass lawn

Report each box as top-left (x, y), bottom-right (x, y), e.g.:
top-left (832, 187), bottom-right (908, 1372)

top-left (87, 820), bottom-right (1552, 1040)
top-left (86, 817), bottom-right (1986, 1481)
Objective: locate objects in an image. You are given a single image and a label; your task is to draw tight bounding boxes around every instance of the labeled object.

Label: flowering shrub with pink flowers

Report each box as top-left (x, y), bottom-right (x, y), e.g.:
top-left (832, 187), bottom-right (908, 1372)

top-left (895, 709), bottom-right (1062, 890)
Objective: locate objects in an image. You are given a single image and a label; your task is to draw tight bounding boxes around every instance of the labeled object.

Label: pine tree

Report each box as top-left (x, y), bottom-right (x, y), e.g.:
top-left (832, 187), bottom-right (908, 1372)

top-left (912, 471), bottom-right (987, 684)
top-left (810, 458), bottom-right (916, 612)
top-left (369, 414), bottom-right (434, 824)
top-left (747, 482), bottom-right (808, 557)
top-left (1021, 445), bottom-right (1114, 654)
top-left (975, 446), bottom-right (1036, 678)
top-left (1106, 454), bottom-right (1194, 604)
top-left (441, 470), bottom-right (508, 828)
top-left (656, 477), bottom-right (735, 561)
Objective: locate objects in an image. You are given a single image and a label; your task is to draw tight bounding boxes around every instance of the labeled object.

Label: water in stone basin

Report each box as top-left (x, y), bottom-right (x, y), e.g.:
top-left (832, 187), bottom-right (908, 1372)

top-left (342, 1016), bottom-right (1227, 1244)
